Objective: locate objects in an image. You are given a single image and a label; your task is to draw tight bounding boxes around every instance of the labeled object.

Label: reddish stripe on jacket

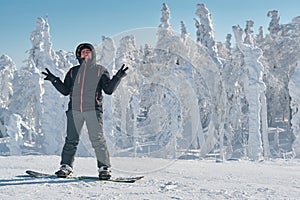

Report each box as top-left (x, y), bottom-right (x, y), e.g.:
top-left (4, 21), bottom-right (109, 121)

top-left (95, 92), bottom-right (100, 106)
top-left (95, 68), bottom-right (101, 106)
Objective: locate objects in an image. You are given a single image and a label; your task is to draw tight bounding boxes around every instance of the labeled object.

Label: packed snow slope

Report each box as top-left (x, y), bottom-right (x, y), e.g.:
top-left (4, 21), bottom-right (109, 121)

top-left (0, 155), bottom-right (299, 200)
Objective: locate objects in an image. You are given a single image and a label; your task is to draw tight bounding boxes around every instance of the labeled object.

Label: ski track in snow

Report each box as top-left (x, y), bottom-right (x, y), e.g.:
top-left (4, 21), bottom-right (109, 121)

top-left (0, 155), bottom-right (299, 200)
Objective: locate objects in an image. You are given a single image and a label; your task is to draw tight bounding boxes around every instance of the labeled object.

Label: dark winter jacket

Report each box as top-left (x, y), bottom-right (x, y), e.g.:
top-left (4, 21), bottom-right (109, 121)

top-left (51, 44), bottom-right (121, 112)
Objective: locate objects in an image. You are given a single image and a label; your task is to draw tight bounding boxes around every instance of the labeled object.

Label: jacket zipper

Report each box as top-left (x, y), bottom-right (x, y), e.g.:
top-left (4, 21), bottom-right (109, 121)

top-left (80, 61), bottom-right (87, 112)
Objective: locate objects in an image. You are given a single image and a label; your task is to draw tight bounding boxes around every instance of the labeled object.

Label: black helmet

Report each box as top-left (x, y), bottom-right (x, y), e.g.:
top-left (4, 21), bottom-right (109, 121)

top-left (75, 43), bottom-right (94, 60)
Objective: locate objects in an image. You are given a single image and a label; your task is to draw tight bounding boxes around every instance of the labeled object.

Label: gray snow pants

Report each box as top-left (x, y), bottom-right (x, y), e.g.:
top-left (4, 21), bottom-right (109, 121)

top-left (60, 110), bottom-right (111, 168)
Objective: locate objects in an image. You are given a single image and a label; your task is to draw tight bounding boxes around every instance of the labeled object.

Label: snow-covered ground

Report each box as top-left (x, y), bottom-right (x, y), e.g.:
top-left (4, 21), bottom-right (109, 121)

top-left (0, 155), bottom-right (299, 199)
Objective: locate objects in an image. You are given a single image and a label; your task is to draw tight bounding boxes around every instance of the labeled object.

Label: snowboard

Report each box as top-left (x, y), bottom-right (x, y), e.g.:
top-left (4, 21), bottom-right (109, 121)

top-left (25, 170), bottom-right (144, 183)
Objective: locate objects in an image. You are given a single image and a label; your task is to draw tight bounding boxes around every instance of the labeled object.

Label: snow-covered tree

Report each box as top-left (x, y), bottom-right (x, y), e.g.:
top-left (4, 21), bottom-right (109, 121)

top-left (5, 114), bottom-right (23, 155)
top-left (232, 25), bottom-right (269, 160)
top-left (256, 26), bottom-right (264, 44)
top-left (6, 17), bottom-right (72, 154)
top-left (180, 21), bottom-right (189, 41)
top-left (0, 55), bottom-right (16, 109)
top-left (244, 20), bottom-right (255, 45)
top-left (8, 63), bottom-right (43, 147)
top-left (159, 3), bottom-right (172, 30)
top-left (97, 36), bottom-right (116, 69)
top-left (267, 10), bottom-right (281, 36)
top-left (157, 3), bottom-right (173, 49)
top-left (194, 3), bottom-right (220, 64)
top-left (289, 60), bottom-right (300, 158)
top-left (258, 11), bottom-right (300, 157)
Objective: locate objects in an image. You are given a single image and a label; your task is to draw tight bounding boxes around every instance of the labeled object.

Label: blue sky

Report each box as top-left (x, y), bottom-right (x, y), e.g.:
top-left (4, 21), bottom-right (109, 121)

top-left (0, 0), bottom-right (299, 67)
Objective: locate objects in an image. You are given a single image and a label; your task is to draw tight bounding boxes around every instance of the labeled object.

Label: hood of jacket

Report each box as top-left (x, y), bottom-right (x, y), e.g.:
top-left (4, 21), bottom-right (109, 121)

top-left (75, 43), bottom-right (97, 65)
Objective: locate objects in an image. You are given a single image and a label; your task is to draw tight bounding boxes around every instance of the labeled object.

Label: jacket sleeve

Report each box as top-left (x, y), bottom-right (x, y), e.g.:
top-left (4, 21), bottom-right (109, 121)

top-left (100, 69), bottom-right (121, 95)
top-left (52, 70), bottom-right (72, 96)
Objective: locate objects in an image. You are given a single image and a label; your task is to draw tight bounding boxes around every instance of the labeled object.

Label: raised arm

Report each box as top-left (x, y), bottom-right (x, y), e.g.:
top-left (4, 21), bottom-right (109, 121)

top-left (42, 68), bottom-right (72, 96)
top-left (101, 64), bottom-right (128, 95)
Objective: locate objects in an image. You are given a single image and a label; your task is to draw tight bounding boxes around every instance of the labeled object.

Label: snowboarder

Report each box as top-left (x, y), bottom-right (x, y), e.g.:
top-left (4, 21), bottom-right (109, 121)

top-left (42, 43), bottom-right (128, 179)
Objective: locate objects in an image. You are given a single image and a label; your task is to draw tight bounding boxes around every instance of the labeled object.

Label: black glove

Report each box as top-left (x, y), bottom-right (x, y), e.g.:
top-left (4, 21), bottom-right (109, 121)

top-left (42, 68), bottom-right (57, 82)
top-left (115, 64), bottom-right (128, 79)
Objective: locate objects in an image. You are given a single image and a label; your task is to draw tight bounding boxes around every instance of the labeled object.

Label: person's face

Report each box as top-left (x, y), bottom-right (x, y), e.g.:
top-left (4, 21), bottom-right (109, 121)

top-left (80, 48), bottom-right (92, 60)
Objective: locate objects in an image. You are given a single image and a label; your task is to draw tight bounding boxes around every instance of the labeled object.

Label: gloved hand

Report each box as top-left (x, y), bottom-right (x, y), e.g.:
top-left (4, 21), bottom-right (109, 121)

top-left (115, 64), bottom-right (128, 79)
top-left (42, 68), bottom-right (57, 82)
